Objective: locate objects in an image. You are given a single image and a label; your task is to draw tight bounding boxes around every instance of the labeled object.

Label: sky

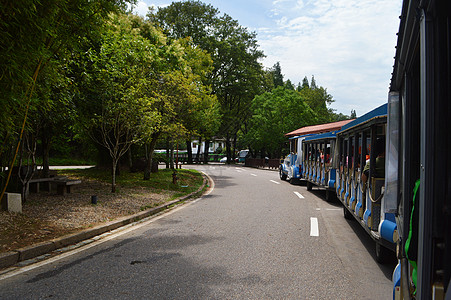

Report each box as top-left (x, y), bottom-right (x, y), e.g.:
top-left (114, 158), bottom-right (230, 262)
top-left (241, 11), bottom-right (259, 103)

top-left (130, 0), bottom-right (402, 116)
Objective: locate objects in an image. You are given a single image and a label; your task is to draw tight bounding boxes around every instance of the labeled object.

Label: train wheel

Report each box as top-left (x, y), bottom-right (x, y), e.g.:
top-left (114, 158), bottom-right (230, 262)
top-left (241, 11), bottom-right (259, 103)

top-left (375, 243), bottom-right (391, 264)
top-left (279, 168), bottom-right (287, 180)
top-left (343, 205), bottom-right (353, 220)
top-left (325, 190), bottom-right (334, 202)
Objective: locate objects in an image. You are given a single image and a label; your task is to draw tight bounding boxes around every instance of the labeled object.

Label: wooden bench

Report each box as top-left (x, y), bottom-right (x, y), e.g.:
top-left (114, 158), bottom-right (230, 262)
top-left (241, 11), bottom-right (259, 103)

top-left (52, 179), bottom-right (82, 195)
top-left (28, 178), bottom-right (55, 193)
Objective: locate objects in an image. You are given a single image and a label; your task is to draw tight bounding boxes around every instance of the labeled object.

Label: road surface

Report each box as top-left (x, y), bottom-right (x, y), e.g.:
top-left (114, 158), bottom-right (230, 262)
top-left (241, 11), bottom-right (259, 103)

top-left (0, 164), bottom-right (396, 299)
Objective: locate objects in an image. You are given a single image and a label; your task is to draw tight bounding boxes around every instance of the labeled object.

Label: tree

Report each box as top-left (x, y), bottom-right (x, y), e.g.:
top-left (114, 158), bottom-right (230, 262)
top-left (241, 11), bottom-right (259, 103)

top-left (284, 79), bottom-right (295, 90)
top-left (77, 13), bottom-right (161, 192)
top-left (129, 13), bottom-right (220, 172)
top-left (301, 76), bottom-right (310, 89)
top-left (299, 78), bottom-right (335, 123)
top-left (0, 0), bottom-right (130, 199)
top-left (270, 62), bottom-right (284, 87)
top-left (244, 86), bottom-right (318, 158)
top-left (310, 75), bottom-right (318, 89)
top-left (149, 0), bottom-right (265, 163)
top-left (350, 109), bottom-right (357, 119)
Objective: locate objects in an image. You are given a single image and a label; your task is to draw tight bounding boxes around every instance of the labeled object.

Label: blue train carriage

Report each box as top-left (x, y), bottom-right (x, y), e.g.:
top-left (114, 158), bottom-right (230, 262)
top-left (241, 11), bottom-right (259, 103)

top-left (302, 132), bottom-right (337, 201)
top-left (335, 103), bottom-right (397, 262)
top-left (389, 0), bottom-right (450, 298)
top-left (279, 134), bottom-right (311, 184)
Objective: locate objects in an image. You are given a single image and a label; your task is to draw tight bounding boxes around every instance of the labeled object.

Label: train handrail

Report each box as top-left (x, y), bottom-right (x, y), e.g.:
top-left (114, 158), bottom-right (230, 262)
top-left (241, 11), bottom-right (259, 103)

top-left (368, 178), bottom-right (384, 203)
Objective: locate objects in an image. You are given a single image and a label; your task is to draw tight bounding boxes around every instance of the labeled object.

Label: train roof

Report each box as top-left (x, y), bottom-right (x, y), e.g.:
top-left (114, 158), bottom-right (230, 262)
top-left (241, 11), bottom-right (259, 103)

top-left (390, 0), bottom-right (419, 91)
top-left (304, 131), bottom-right (337, 142)
top-left (338, 103), bottom-right (387, 134)
top-left (285, 119), bottom-right (354, 138)
top-left (288, 133), bottom-right (314, 140)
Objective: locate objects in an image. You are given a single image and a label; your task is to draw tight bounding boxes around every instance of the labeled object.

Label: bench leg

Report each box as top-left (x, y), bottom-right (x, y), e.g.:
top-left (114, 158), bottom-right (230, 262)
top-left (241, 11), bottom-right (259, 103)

top-left (41, 182), bottom-right (51, 192)
top-left (57, 185), bottom-right (66, 196)
top-left (29, 182), bottom-right (39, 193)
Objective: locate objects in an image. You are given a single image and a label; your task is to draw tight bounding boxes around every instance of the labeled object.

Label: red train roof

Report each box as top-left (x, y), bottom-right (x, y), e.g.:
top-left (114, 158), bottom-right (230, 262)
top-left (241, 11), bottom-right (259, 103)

top-left (285, 119), bottom-right (354, 137)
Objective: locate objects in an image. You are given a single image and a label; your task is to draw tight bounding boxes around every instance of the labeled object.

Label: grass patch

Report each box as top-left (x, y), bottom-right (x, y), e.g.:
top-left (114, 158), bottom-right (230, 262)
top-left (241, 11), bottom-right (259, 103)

top-left (35, 157), bottom-right (96, 166)
top-left (60, 168), bottom-right (204, 198)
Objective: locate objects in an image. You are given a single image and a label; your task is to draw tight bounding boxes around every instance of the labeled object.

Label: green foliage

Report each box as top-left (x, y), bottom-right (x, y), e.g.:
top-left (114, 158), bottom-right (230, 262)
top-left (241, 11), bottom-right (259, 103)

top-left (149, 0), bottom-right (266, 144)
top-left (0, 0), bottom-right (130, 196)
top-left (61, 168), bottom-right (203, 196)
top-left (299, 85), bottom-right (335, 123)
top-left (244, 86), bottom-right (317, 158)
top-left (270, 62), bottom-right (284, 87)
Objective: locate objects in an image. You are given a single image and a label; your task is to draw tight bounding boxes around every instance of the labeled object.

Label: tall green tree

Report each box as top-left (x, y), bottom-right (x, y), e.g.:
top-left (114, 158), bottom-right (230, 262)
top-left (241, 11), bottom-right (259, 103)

top-left (130, 13), bottom-right (220, 172)
top-left (270, 62), bottom-right (284, 87)
top-left (301, 76), bottom-right (310, 89)
top-left (244, 86), bottom-right (317, 158)
top-left (0, 0), bottom-right (130, 199)
top-left (299, 77), bottom-right (335, 123)
top-left (76, 13), bottom-right (162, 192)
top-left (149, 0), bottom-right (265, 162)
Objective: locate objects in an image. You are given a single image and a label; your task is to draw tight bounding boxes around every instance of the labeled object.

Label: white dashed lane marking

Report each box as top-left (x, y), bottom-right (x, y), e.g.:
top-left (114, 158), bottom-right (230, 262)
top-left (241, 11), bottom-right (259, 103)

top-left (310, 217), bottom-right (319, 237)
top-left (270, 180), bottom-right (280, 185)
top-left (251, 174), bottom-right (257, 177)
top-left (294, 191), bottom-right (304, 199)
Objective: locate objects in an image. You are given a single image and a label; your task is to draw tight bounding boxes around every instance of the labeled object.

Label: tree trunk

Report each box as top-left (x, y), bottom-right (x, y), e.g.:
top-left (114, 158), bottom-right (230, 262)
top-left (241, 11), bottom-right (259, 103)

top-left (128, 147), bottom-right (133, 171)
top-left (144, 131), bottom-right (160, 180)
top-left (111, 159), bottom-right (117, 193)
top-left (186, 140), bottom-right (193, 164)
top-left (203, 140), bottom-right (210, 164)
top-left (226, 135), bottom-right (232, 163)
top-left (165, 138), bottom-right (170, 169)
top-left (232, 133), bottom-right (237, 161)
top-left (170, 143), bottom-right (174, 169)
top-left (41, 133), bottom-right (51, 178)
top-left (18, 133), bottom-right (37, 203)
top-left (196, 136), bottom-right (202, 163)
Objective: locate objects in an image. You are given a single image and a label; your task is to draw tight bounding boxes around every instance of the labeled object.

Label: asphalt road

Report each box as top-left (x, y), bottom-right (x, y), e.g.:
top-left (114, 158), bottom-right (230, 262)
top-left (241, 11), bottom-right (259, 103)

top-left (0, 164), bottom-right (396, 299)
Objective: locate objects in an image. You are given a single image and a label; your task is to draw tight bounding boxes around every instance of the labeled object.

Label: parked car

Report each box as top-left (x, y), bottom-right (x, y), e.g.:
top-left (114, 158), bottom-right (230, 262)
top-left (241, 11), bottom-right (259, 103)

top-left (235, 150), bottom-right (249, 163)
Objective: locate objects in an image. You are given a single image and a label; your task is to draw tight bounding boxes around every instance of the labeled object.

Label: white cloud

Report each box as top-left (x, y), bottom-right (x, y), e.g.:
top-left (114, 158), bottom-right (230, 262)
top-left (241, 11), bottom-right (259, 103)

top-left (257, 0), bottom-right (401, 115)
top-left (130, 1), bottom-right (149, 17)
top-left (130, 1), bottom-right (170, 17)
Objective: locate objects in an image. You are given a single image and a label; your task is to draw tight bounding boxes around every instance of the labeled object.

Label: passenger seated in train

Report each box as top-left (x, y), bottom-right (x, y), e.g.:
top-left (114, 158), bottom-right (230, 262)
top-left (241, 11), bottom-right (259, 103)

top-left (361, 137), bottom-right (385, 184)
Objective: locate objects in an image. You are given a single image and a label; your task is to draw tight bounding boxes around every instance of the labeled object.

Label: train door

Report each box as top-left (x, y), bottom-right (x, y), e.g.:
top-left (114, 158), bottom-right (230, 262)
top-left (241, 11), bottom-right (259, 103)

top-left (349, 134), bottom-right (359, 211)
top-left (355, 131), bottom-right (367, 219)
top-left (363, 123), bottom-right (386, 231)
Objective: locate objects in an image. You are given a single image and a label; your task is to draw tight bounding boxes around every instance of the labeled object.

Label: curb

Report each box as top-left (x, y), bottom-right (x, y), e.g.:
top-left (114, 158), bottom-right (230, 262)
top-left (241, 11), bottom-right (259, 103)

top-left (0, 174), bottom-right (209, 270)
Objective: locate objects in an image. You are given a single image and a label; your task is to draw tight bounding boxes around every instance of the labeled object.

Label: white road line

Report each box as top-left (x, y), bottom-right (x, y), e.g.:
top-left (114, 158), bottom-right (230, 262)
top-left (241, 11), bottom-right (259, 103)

top-left (236, 170), bottom-right (242, 173)
top-left (310, 217), bottom-right (319, 237)
top-left (270, 180), bottom-right (280, 185)
top-left (251, 173), bottom-right (257, 177)
top-left (294, 191), bottom-right (304, 199)
top-left (235, 167), bottom-right (244, 171)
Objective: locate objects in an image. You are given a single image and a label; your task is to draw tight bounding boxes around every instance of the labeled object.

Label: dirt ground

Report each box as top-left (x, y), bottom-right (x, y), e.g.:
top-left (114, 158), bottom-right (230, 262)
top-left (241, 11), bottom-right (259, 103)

top-left (0, 178), bottom-right (176, 254)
